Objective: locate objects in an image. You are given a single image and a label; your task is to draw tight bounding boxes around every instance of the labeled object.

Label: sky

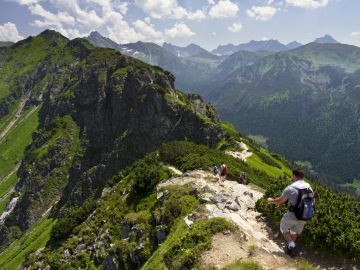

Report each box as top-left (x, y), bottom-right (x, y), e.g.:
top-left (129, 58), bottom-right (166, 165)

top-left (0, 0), bottom-right (360, 50)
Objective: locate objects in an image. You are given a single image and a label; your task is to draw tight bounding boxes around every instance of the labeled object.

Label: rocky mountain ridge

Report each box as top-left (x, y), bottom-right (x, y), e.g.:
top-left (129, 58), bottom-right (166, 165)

top-left (0, 30), bottom-right (224, 250)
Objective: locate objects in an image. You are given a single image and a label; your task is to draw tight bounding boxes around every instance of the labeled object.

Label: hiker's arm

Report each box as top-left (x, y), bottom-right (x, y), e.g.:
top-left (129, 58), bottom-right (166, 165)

top-left (267, 196), bottom-right (287, 205)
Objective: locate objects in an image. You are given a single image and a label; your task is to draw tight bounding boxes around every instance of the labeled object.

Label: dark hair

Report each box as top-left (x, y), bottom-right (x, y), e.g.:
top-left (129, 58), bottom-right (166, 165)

top-left (292, 169), bottom-right (304, 179)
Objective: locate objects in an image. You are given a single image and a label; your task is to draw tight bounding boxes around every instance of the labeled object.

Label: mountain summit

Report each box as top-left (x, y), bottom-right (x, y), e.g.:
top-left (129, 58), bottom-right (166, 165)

top-left (313, 34), bottom-right (339, 44)
top-left (212, 39), bottom-right (289, 55)
top-left (163, 42), bottom-right (209, 57)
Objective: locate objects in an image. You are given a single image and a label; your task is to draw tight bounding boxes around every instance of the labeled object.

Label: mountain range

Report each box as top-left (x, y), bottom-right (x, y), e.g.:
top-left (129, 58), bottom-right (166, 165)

top-left (0, 30), bottom-right (358, 269)
top-left (85, 31), bottom-right (360, 192)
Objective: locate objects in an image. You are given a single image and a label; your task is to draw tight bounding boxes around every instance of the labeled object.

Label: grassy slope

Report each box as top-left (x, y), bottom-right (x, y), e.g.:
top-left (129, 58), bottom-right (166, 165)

top-left (0, 218), bottom-right (56, 270)
top-left (0, 106), bottom-right (40, 214)
top-left (0, 106), bottom-right (40, 180)
top-left (0, 100), bottom-right (20, 133)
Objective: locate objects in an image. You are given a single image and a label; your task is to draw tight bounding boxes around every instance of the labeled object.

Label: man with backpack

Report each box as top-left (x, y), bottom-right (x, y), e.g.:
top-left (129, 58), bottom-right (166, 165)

top-left (267, 169), bottom-right (315, 256)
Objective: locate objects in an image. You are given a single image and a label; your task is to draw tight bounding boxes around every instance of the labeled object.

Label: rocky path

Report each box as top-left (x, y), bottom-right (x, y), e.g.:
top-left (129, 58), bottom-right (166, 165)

top-left (225, 141), bottom-right (253, 162)
top-left (159, 169), bottom-right (298, 269)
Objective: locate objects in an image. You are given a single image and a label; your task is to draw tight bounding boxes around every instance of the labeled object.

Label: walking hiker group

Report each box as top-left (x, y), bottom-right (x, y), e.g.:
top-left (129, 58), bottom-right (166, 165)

top-left (213, 164), bottom-right (227, 185)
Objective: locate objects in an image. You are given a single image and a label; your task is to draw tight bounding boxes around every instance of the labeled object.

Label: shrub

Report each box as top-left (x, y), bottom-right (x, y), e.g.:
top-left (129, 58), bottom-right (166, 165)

top-left (163, 218), bottom-right (236, 270)
top-left (50, 199), bottom-right (96, 242)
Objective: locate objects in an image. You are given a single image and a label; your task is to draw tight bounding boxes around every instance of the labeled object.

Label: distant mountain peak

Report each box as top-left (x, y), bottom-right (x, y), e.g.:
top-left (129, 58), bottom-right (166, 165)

top-left (88, 31), bottom-right (103, 38)
top-left (286, 41), bottom-right (303, 50)
top-left (314, 35), bottom-right (339, 44)
top-left (212, 39), bottom-right (288, 55)
top-left (162, 42), bottom-right (209, 57)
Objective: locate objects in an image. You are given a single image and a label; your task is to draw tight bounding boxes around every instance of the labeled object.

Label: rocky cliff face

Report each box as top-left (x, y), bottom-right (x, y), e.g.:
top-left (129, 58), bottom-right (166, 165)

top-left (0, 31), bottom-right (223, 248)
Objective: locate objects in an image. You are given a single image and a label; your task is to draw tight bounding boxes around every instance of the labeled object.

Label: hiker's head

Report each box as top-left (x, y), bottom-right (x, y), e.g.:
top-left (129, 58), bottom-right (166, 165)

top-left (292, 169), bottom-right (304, 181)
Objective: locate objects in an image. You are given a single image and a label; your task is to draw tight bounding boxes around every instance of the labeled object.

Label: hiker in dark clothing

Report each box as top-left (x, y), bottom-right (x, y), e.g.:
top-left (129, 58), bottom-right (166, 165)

top-left (239, 172), bottom-right (246, 184)
top-left (213, 165), bottom-right (220, 180)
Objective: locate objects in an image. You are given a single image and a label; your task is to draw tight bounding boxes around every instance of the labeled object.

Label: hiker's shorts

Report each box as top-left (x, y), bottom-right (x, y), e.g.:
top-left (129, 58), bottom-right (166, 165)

top-left (280, 211), bottom-right (306, 235)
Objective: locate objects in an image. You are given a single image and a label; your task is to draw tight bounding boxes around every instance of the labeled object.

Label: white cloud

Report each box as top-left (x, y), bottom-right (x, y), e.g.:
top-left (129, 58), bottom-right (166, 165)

top-left (228, 22), bottom-right (242, 33)
top-left (212, 31), bottom-right (216, 36)
top-left (133, 19), bottom-right (164, 43)
top-left (207, 0), bottom-right (215, 4)
top-left (285, 0), bottom-right (329, 9)
top-left (165, 22), bottom-right (195, 38)
top-left (187, 10), bottom-right (206, 20)
top-left (209, 0), bottom-right (239, 18)
top-left (350, 32), bottom-right (360, 37)
top-left (134, 0), bottom-right (175, 18)
top-left (52, 27), bottom-right (87, 39)
top-left (15, 0), bottom-right (44, 5)
top-left (0, 22), bottom-right (24, 42)
top-left (114, 1), bottom-right (128, 15)
top-left (246, 6), bottom-right (277, 21)
top-left (104, 12), bottom-right (143, 43)
top-left (134, 0), bottom-right (205, 20)
top-left (29, 4), bottom-right (75, 28)
top-left (50, 0), bottom-right (104, 28)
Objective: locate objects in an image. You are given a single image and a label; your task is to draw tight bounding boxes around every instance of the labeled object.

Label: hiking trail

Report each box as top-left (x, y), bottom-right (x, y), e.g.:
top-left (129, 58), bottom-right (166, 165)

top-left (225, 141), bottom-right (253, 162)
top-left (160, 169), bottom-right (358, 270)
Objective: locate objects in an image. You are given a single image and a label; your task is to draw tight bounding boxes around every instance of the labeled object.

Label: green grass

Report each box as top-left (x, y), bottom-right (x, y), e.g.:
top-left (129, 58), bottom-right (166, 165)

top-left (220, 260), bottom-right (264, 270)
top-left (0, 218), bottom-right (56, 270)
top-left (0, 106), bottom-right (40, 180)
top-left (0, 100), bottom-right (21, 133)
top-left (0, 172), bottom-right (17, 198)
top-left (142, 218), bottom-right (186, 270)
top-left (247, 153), bottom-right (287, 179)
top-left (294, 259), bottom-right (318, 270)
top-left (143, 218), bottom-right (236, 270)
top-left (0, 193), bottom-right (11, 213)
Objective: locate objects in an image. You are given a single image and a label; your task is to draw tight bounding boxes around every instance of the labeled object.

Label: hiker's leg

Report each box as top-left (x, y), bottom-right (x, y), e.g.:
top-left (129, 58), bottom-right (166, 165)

top-left (280, 212), bottom-right (295, 245)
top-left (282, 232), bottom-right (293, 243)
top-left (291, 233), bottom-right (297, 242)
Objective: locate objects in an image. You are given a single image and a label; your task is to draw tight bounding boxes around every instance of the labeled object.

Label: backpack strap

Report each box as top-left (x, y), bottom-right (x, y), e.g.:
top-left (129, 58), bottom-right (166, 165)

top-left (288, 186), bottom-right (302, 212)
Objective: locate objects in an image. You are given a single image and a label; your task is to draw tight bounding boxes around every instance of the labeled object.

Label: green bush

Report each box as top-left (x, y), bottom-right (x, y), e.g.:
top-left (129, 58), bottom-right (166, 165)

top-left (163, 218), bottom-right (236, 270)
top-left (50, 199), bottom-right (96, 242)
top-left (222, 260), bottom-right (264, 270)
top-left (255, 177), bottom-right (360, 259)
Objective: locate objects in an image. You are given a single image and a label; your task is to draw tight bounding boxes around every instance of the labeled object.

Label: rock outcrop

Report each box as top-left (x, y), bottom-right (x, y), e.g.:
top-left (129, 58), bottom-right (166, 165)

top-left (0, 32), bottom-right (224, 248)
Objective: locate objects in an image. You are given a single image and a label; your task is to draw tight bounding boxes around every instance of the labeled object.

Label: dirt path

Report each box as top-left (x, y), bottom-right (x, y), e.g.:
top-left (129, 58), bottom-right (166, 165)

top-left (225, 141), bottom-right (253, 162)
top-left (0, 93), bottom-right (31, 142)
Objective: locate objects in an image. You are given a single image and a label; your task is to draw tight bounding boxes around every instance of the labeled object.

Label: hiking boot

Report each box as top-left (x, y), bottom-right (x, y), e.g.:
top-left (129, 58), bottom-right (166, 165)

top-left (285, 246), bottom-right (298, 258)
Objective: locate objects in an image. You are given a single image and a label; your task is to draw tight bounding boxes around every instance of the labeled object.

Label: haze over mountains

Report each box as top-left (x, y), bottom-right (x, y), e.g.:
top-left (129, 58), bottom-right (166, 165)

top-left (85, 31), bottom-right (360, 192)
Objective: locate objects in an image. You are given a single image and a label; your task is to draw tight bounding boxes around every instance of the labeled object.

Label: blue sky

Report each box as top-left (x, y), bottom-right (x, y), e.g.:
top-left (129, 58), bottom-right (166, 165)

top-left (0, 0), bottom-right (359, 50)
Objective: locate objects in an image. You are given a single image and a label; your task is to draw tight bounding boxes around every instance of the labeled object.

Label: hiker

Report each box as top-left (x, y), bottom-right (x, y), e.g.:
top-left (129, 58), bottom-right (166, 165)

top-left (267, 169), bottom-right (315, 257)
top-left (239, 172), bottom-right (246, 184)
top-left (220, 164), bottom-right (227, 182)
top-left (213, 165), bottom-right (220, 180)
